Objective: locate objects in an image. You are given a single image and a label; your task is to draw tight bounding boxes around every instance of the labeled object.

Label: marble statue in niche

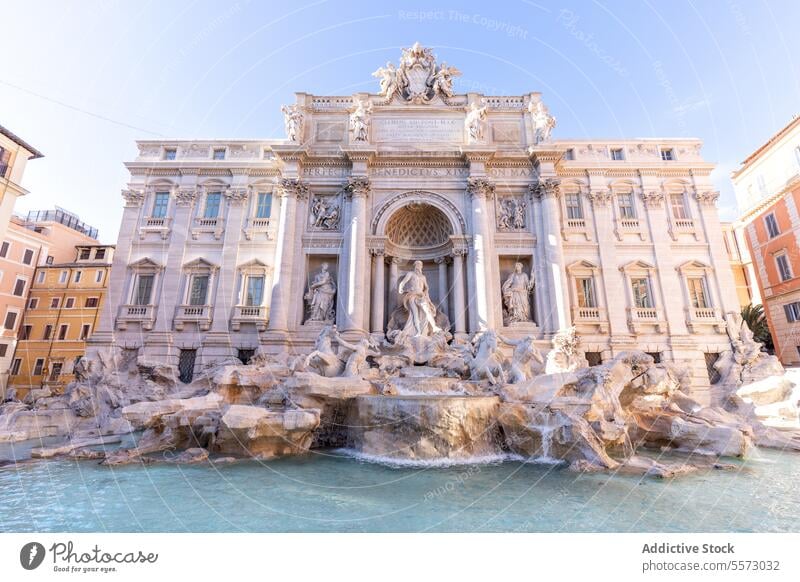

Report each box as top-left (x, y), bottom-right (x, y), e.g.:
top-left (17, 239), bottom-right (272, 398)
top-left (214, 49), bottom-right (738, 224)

top-left (502, 262), bottom-right (535, 325)
top-left (305, 263), bottom-right (337, 323)
top-left (398, 260), bottom-right (442, 338)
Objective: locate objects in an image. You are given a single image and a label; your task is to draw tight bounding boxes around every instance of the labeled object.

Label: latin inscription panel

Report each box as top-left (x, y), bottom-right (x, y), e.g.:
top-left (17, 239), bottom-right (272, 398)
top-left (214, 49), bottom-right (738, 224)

top-left (373, 118), bottom-right (463, 143)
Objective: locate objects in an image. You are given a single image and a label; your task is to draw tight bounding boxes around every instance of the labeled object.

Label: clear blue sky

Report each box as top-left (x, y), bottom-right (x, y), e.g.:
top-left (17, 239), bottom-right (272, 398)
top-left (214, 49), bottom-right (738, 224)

top-left (2, 0), bottom-right (798, 242)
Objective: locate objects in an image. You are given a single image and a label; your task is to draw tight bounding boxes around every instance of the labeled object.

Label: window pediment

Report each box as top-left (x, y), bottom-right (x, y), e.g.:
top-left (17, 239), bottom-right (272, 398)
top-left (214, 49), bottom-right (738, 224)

top-left (619, 259), bottom-right (655, 274)
top-left (182, 257), bottom-right (219, 273)
top-left (128, 257), bottom-right (163, 272)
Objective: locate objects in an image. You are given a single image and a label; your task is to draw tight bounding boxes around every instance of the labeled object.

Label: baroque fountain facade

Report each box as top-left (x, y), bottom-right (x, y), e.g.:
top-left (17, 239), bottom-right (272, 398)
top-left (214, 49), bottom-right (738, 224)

top-left (1, 44), bottom-right (799, 475)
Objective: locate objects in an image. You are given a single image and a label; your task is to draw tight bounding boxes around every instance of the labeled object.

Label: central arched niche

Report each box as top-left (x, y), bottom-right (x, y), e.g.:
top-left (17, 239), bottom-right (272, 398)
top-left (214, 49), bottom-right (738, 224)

top-left (384, 202), bottom-right (453, 259)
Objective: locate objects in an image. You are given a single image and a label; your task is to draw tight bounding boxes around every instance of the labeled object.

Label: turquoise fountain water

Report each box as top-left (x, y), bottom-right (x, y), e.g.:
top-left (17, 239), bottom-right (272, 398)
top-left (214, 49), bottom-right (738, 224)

top-left (2, 442), bottom-right (799, 532)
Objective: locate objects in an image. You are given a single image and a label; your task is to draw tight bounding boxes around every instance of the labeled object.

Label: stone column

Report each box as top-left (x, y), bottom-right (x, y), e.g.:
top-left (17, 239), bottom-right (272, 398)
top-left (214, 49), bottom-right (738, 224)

top-left (267, 178), bottom-right (306, 333)
top-left (342, 176), bottom-right (370, 335)
top-left (436, 256), bottom-right (449, 316)
top-left (694, 190), bottom-right (740, 314)
top-left (467, 177), bottom-right (496, 331)
top-left (387, 257), bottom-right (400, 316)
top-left (451, 248), bottom-right (468, 335)
top-left (530, 178), bottom-right (571, 332)
top-left (371, 249), bottom-right (385, 335)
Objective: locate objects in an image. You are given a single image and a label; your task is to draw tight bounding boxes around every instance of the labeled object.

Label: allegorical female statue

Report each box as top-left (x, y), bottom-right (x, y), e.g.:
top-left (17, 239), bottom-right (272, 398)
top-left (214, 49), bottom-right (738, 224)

top-left (398, 260), bottom-right (441, 337)
top-left (502, 262), bottom-right (535, 324)
top-left (305, 263), bottom-right (336, 323)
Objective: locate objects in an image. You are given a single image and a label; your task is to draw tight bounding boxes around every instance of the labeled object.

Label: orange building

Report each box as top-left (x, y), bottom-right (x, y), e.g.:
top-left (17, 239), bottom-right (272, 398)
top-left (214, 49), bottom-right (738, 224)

top-left (733, 115), bottom-right (800, 364)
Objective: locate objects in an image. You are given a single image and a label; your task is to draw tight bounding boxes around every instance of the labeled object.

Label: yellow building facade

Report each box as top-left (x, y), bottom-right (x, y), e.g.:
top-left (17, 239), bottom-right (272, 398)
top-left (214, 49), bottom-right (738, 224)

top-left (9, 244), bottom-right (114, 398)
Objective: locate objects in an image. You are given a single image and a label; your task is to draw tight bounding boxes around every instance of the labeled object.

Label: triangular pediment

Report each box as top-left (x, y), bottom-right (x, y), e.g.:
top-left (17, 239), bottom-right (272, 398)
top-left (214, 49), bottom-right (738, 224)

top-left (129, 257), bottom-right (162, 270)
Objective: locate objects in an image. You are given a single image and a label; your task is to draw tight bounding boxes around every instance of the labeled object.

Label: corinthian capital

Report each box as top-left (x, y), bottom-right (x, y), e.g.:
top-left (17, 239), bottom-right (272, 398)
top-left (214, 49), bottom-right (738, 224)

top-left (587, 189), bottom-right (612, 207)
top-left (121, 189), bottom-right (145, 207)
top-left (694, 190), bottom-right (720, 206)
top-left (279, 178), bottom-right (309, 200)
top-left (346, 176), bottom-right (371, 199)
top-left (225, 187), bottom-right (250, 205)
top-left (640, 190), bottom-right (665, 208)
top-left (530, 178), bottom-right (561, 200)
top-left (467, 177), bottom-right (495, 199)
top-left (175, 189), bottom-right (198, 206)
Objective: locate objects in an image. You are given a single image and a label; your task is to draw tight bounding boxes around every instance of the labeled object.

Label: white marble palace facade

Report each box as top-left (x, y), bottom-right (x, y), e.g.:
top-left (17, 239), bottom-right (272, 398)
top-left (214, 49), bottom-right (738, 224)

top-left (91, 45), bottom-right (739, 401)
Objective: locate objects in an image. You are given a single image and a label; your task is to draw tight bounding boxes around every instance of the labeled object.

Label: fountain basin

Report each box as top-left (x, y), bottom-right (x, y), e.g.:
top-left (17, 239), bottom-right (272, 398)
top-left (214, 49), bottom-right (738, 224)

top-left (348, 395), bottom-right (502, 461)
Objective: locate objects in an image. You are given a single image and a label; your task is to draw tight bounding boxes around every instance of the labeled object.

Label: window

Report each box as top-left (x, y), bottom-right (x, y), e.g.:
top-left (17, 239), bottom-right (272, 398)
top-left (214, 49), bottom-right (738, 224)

top-left (660, 148), bottom-right (674, 161)
top-left (705, 352), bottom-right (721, 384)
top-left (575, 277), bottom-right (596, 308)
top-left (80, 324), bottom-right (91, 340)
top-left (795, 146), bottom-right (800, 169)
top-left (212, 148), bottom-right (226, 160)
top-left (0, 343), bottom-right (6, 357)
top-left (152, 192), bottom-right (170, 218)
top-left (563, 148), bottom-right (575, 161)
top-left (164, 148), bottom-right (177, 160)
top-left (59, 271), bottom-right (68, 283)
top-left (79, 248), bottom-right (91, 260)
top-left (43, 324), bottom-right (53, 340)
top-left (37, 270), bottom-right (46, 284)
top-left (85, 297), bottom-right (99, 308)
top-left (49, 362), bottom-right (63, 381)
top-left (33, 358), bottom-right (44, 376)
top-left (22, 249), bottom-right (34, 265)
top-left (188, 275), bottom-right (209, 306)
top-left (28, 297), bottom-right (38, 309)
top-left (73, 270), bottom-right (82, 283)
top-left (0, 146), bottom-right (10, 177)
top-left (46, 255), bottom-right (54, 265)
top-left (687, 277), bottom-right (710, 308)
top-left (58, 325), bottom-right (68, 340)
top-left (255, 192), bottom-right (272, 218)
top-left (13, 278), bottom-right (26, 297)
top-left (10, 359), bottom-right (21, 376)
top-left (631, 277), bottom-right (653, 308)
top-left (3, 311), bottom-right (18, 330)
top-left (204, 192), bottom-right (221, 218)
top-left (565, 193), bottom-right (583, 219)
top-left (617, 193), bottom-right (636, 219)
top-left (765, 213), bottom-right (780, 238)
top-left (784, 301), bottom-right (800, 322)
top-left (776, 253), bottom-right (792, 281)
top-left (134, 274), bottom-right (154, 305)
top-left (0, 241), bottom-right (9, 258)
top-left (610, 148), bottom-right (624, 161)
top-left (245, 276), bottom-right (264, 306)
top-left (757, 174), bottom-right (767, 195)
top-left (19, 325), bottom-right (32, 340)
top-left (94, 248), bottom-right (106, 260)
top-left (95, 270), bottom-right (103, 283)
top-left (65, 297), bottom-right (75, 309)
top-left (50, 297), bottom-right (60, 309)
top-left (670, 193), bottom-right (688, 220)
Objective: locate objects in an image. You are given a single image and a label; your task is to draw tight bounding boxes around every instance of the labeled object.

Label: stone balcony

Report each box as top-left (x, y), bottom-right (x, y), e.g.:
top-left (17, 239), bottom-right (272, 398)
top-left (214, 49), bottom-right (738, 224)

top-left (685, 306), bottom-right (724, 334)
top-left (139, 216), bottom-right (172, 240)
top-left (669, 217), bottom-right (699, 241)
top-left (191, 216), bottom-right (224, 240)
top-left (174, 304), bottom-right (213, 331)
top-left (626, 306), bottom-right (666, 334)
top-left (231, 305), bottom-right (269, 331)
top-left (571, 305), bottom-right (609, 333)
top-left (561, 217), bottom-right (592, 241)
top-left (614, 217), bottom-right (646, 241)
top-left (116, 304), bottom-right (156, 330)
top-left (243, 217), bottom-right (276, 241)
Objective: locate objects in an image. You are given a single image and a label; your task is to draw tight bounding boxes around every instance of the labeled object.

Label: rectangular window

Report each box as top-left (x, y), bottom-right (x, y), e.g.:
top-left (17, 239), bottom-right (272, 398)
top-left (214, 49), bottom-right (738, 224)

top-left (795, 146), bottom-right (800, 169)
top-left (189, 275), bottom-right (209, 306)
top-left (95, 270), bottom-right (103, 283)
top-left (0, 241), bottom-right (9, 258)
top-left (37, 270), bottom-right (46, 283)
top-left (670, 193), bottom-right (688, 220)
top-left (33, 358), bottom-right (44, 376)
top-left (565, 193), bottom-right (583, 220)
top-left (563, 148), bottom-right (575, 161)
top-left (46, 255), bottom-right (54, 265)
top-left (134, 274), bottom-right (154, 305)
top-left (152, 192), bottom-right (170, 218)
top-left (765, 213), bottom-right (780, 238)
top-left (73, 271), bottom-right (82, 283)
top-left (79, 248), bottom-right (91, 260)
top-left (204, 192), bottom-right (221, 218)
top-left (618, 193), bottom-right (636, 219)
top-left (10, 358), bottom-right (22, 375)
top-left (80, 324), bottom-right (91, 340)
top-left (50, 297), bottom-right (60, 309)
top-left (212, 148), bottom-right (226, 160)
top-left (49, 362), bottom-right (63, 381)
top-left (245, 276), bottom-right (265, 306)
top-left (22, 249), bottom-right (34, 265)
top-left (59, 271), bottom-right (68, 283)
top-left (164, 148), bottom-right (177, 160)
top-left (13, 278), bottom-right (26, 297)
top-left (784, 301), bottom-right (800, 322)
top-left (43, 324), bottom-right (53, 340)
top-left (28, 297), bottom-right (38, 309)
top-left (85, 297), bottom-right (99, 308)
top-left (610, 148), bottom-right (624, 161)
top-left (0, 146), bottom-right (9, 177)
top-left (631, 277), bottom-right (653, 308)
top-left (65, 297), bottom-right (75, 309)
top-left (256, 192), bottom-right (272, 218)
top-left (687, 277), bottom-right (710, 308)
top-left (757, 174), bottom-right (767, 195)
top-left (3, 311), bottom-right (17, 330)
top-left (19, 325), bottom-right (32, 340)
top-left (661, 148), bottom-right (674, 161)
top-left (575, 277), bottom-right (596, 308)
top-left (776, 253), bottom-right (792, 281)
top-left (94, 248), bottom-right (106, 260)
top-left (0, 343), bottom-right (7, 357)
top-left (58, 325), bottom-right (68, 340)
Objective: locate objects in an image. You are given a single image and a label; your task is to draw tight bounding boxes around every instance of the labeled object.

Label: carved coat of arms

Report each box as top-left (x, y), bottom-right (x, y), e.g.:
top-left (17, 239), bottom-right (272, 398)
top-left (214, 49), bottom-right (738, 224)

top-left (372, 42), bottom-right (461, 104)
